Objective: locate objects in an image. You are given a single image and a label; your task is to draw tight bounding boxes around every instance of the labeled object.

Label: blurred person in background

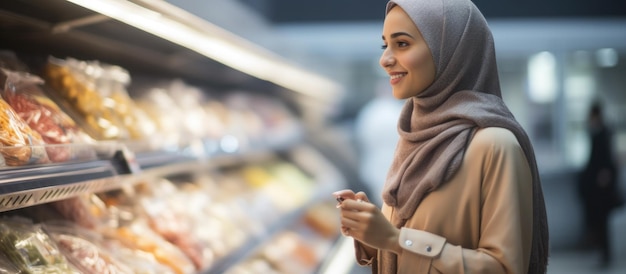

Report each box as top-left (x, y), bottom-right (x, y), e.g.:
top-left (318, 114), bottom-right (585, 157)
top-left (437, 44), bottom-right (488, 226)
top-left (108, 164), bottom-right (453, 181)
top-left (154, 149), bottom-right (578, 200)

top-left (577, 101), bottom-right (622, 267)
top-left (333, 0), bottom-right (549, 273)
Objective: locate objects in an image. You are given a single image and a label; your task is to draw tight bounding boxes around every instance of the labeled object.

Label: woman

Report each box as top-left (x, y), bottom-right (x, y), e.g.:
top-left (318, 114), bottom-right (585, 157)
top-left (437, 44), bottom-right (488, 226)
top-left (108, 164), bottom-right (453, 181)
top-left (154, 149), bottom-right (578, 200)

top-left (334, 0), bottom-right (550, 273)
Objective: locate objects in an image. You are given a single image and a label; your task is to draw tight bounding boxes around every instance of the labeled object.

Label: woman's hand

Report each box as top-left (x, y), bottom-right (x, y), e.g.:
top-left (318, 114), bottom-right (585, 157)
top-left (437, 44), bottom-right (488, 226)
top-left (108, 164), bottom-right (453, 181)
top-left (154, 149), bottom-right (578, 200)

top-left (333, 190), bottom-right (402, 254)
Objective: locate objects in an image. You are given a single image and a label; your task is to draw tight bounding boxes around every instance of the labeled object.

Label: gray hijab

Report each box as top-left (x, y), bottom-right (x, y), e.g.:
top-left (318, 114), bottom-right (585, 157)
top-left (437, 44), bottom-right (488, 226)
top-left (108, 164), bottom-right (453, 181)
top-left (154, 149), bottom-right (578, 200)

top-left (380, 0), bottom-right (549, 273)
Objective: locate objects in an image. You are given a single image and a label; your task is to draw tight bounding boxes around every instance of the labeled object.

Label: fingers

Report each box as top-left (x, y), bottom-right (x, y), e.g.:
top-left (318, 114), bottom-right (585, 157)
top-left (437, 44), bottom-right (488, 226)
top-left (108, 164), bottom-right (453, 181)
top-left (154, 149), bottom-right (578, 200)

top-left (333, 189), bottom-right (356, 201)
top-left (334, 190), bottom-right (372, 238)
top-left (355, 191), bottom-right (370, 203)
top-left (339, 198), bottom-right (374, 212)
top-left (341, 216), bottom-right (362, 228)
top-left (340, 218), bottom-right (364, 239)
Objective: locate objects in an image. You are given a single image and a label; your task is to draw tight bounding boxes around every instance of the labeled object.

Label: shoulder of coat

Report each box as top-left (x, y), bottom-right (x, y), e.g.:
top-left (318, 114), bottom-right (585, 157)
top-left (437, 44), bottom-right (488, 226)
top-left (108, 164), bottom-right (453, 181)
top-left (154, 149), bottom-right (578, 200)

top-left (470, 127), bottom-right (521, 152)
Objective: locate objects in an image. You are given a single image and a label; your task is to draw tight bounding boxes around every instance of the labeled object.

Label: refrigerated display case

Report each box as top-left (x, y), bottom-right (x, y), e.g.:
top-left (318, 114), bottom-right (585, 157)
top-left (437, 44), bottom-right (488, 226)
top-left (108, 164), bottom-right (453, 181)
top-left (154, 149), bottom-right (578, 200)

top-left (0, 0), bottom-right (349, 273)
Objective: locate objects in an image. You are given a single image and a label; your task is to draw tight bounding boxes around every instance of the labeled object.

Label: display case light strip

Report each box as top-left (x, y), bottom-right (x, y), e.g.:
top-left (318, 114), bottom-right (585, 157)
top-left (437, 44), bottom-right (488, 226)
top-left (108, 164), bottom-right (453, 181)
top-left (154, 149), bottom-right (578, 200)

top-left (65, 0), bottom-right (342, 100)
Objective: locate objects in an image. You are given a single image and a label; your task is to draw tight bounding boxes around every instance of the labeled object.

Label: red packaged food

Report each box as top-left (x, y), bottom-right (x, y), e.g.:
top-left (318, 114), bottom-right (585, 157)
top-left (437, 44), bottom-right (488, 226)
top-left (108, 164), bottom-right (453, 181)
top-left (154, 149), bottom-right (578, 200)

top-left (0, 96), bottom-right (48, 166)
top-left (1, 68), bottom-right (95, 163)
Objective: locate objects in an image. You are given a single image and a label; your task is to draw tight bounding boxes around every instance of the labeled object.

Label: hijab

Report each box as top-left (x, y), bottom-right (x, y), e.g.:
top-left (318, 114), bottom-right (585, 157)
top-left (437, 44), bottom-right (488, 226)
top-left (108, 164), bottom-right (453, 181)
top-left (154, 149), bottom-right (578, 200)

top-left (380, 0), bottom-right (549, 273)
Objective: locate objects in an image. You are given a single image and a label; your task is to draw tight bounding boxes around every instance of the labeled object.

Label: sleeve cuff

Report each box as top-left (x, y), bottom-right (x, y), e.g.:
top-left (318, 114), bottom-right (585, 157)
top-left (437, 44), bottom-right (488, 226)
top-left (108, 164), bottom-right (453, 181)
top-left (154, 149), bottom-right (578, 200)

top-left (354, 240), bottom-right (375, 266)
top-left (398, 227), bottom-right (446, 258)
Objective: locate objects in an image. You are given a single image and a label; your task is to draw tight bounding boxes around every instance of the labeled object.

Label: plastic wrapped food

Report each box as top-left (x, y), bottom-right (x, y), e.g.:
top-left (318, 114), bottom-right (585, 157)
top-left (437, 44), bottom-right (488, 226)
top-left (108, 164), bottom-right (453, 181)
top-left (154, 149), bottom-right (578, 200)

top-left (132, 84), bottom-right (187, 149)
top-left (0, 251), bottom-right (21, 274)
top-left (49, 194), bottom-right (107, 229)
top-left (108, 220), bottom-right (196, 274)
top-left (97, 238), bottom-right (175, 274)
top-left (44, 57), bottom-right (129, 141)
top-left (0, 217), bottom-right (77, 273)
top-left (0, 68), bottom-right (95, 163)
top-left (43, 221), bottom-right (133, 274)
top-left (0, 96), bottom-right (48, 166)
top-left (99, 65), bottom-right (156, 143)
top-left (139, 179), bottom-right (215, 270)
top-left (132, 79), bottom-right (221, 149)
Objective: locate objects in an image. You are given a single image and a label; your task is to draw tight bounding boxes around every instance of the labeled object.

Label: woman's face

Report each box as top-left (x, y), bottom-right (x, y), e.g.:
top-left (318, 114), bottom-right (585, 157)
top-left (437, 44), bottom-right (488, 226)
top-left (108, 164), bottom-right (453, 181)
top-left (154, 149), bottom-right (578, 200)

top-left (379, 6), bottom-right (436, 99)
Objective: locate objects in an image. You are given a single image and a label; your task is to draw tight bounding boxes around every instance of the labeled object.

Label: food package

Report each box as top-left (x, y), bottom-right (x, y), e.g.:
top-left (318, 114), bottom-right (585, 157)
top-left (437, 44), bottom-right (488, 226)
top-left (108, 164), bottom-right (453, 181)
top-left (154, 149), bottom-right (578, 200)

top-left (97, 237), bottom-right (177, 274)
top-left (0, 68), bottom-right (96, 163)
top-left (43, 221), bottom-right (134, 274)
top-left (221, 92), bottom-right (300, 147)
top-left (97, 64), bottom-right (157, 148)
top-left (131, 81), bottom-right (194, 149)
top-left (138, 179), bottom-right (215, 270)
top-left (107, 219), bottom-right (196, 274)
top-left (0, 251), bottom-right (21, 274)
top-left (0, 95), bottom-right (48, 166)
top-left (43, 56), bottom-right (130, 141)
top-left (164, 80), bottom-right (211, 140)
top-left (49, 194), bottom-right (108, 229)
top-left (84, 188), bottom-right (195, 274)
top-left (0, 217), bottom-right (78, 273)
top-left (133, 89), bottom-right (183, 149)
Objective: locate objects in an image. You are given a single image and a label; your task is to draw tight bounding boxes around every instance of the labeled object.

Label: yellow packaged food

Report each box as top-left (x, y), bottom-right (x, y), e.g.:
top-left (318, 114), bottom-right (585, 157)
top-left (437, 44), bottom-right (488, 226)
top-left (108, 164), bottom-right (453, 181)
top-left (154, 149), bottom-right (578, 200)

top-left (44, 57), bottom-right (129, 141)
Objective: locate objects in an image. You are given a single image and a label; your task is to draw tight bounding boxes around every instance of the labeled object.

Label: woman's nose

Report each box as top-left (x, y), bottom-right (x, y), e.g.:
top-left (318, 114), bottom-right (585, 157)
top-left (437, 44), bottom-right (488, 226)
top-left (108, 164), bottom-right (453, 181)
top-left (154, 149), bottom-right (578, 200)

top-left (380, 50), bottom-right (394, 68)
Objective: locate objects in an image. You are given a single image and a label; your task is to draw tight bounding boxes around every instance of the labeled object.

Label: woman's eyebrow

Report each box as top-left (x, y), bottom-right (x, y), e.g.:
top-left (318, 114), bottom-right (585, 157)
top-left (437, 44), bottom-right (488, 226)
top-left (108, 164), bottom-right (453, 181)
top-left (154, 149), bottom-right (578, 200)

top-left (382, 32), bottom-right (415, 40)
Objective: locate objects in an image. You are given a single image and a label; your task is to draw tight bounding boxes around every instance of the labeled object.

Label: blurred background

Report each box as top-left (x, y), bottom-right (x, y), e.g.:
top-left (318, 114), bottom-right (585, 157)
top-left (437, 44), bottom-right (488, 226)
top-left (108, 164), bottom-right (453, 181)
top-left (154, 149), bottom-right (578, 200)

top-left (166, 0), bottom-right (626, 273)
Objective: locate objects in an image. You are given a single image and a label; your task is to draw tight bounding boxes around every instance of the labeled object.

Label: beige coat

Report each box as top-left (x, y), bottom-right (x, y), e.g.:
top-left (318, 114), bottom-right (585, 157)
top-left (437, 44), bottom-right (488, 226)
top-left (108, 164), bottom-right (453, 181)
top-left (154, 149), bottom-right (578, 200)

top-left (356, 127), bottom-right (533, 274)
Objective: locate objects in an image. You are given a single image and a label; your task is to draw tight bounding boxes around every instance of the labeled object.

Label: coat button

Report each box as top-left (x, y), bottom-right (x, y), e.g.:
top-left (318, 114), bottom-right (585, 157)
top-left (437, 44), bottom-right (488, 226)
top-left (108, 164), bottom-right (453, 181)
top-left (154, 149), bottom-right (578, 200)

top-left (426, 245), bottom-right (432, 252)
top-left (405, 240), bottom-right (413, 246)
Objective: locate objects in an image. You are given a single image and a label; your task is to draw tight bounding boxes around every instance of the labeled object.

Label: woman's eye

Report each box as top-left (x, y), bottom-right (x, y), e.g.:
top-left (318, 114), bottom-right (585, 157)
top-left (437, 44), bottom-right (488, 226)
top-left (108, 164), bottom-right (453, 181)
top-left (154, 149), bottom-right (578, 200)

top-left (397, 42), bottom-right (408, 47)
top-left (381, 44), bottom-right (388, 50)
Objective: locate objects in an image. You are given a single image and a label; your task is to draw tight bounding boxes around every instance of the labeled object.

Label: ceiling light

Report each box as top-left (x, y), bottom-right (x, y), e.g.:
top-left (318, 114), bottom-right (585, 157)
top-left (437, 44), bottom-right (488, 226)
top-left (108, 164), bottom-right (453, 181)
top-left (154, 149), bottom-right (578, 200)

top-left (65, 0), bottom-right (343, 101)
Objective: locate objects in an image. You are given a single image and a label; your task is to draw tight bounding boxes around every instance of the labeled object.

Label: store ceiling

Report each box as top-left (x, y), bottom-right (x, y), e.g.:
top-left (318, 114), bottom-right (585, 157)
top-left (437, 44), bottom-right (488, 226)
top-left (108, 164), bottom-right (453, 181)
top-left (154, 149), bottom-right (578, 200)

top-left (240, 0), bottom-right (626, 23)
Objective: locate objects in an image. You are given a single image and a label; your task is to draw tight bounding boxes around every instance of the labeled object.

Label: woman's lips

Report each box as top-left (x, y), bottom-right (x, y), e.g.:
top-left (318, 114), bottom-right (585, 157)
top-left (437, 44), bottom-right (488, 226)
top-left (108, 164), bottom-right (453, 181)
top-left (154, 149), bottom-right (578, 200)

top-left (390, 73), bottom-right (406, 85)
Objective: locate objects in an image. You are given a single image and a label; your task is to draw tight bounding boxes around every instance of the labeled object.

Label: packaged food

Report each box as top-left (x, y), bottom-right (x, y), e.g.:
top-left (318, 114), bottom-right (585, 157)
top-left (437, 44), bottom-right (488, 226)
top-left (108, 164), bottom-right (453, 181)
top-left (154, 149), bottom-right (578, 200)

top-left (43, 221), bottom-right (134, 274)
top-left (97, 65), bottom-right (157, 144)
top-left (0, 251), bottom-right (21, 274)
top-left (44, 57), bottom-right (129, 141)
top-left (49, 194), bottom-right (107, 229)
top-left (0, 217), bottom-right (78, 273)
top-left (138, 179), bottom-right (215, 270)
top-left (0, 68), bottom-right (96, 163)
top-left (97, 238), bottom-right (176, 274)
top-left (131, 82), bottom-right (190, 149)
top-left (108, 220), bottom-right (196, 274)
top-left (0, 96), bottom-right (49, 166)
